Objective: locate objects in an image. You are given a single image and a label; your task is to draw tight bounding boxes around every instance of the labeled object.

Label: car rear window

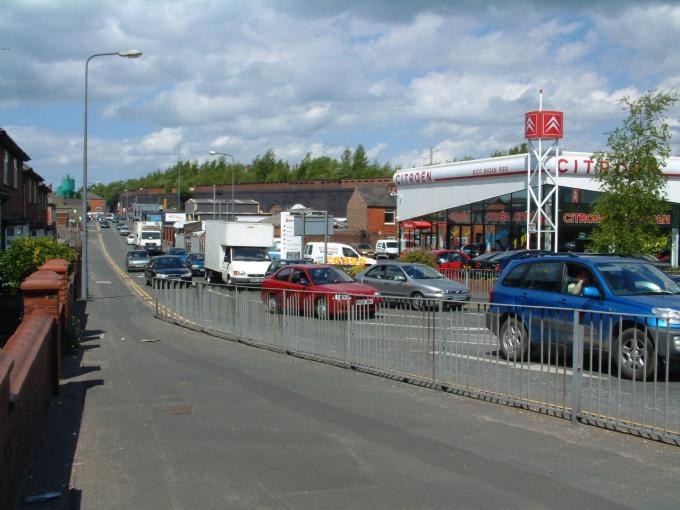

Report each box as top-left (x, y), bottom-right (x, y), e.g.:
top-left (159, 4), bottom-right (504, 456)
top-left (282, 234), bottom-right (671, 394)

top-left (527, 262), bottom-right (562, 292)
top-left (502, 263), bottom-right (530, 287)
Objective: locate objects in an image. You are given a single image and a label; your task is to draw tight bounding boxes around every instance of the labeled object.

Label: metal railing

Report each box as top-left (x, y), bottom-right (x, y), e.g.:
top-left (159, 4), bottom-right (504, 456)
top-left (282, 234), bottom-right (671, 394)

top-left (438, 268), bottom-right (499, 301)
top-left (153, 279), bottom-right (680, 445)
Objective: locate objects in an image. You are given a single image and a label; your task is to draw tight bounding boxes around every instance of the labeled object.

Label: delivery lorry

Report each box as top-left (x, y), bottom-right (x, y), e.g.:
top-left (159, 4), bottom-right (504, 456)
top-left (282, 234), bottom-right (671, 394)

top-left (134, 221), bottom-right (162, 254)
top-left (204, 220), bottom-right (274, 286)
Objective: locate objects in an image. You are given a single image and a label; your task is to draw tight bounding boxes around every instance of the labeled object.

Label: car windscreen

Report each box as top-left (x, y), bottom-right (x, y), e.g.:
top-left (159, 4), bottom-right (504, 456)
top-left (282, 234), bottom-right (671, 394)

top-left (308, 267), bottom-right (353, 284)
top-left (141, 232), bottom-right (160, 240)
top-left (596, 261), bottom-right (680, 296)
top-left (385, 241), bottom-right (399, 249)
top-left (232, 246), bottom-right (270, 261)
top-left (192, 254), bottom-right (204, 261)
top-left (129, 252), bottom-right (148, 259)
top-left (402, 264), bottom-right (444, 279)
top-left (154, 257), bottom-right (184, 269)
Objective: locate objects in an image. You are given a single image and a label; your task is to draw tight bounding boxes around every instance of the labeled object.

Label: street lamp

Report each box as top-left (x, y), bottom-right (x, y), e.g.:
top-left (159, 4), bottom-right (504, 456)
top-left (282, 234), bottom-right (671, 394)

top-left (209, 150), bottom-right (236, 220)
top-left (81, 49), bottom-right (142, 300)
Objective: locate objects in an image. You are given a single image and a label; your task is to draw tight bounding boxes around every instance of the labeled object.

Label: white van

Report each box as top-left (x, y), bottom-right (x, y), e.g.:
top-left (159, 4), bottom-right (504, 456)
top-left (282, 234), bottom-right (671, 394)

top-left (375, 239), bottom-right (400, 259)
top-left (304, 242), bottom-right (376, 266)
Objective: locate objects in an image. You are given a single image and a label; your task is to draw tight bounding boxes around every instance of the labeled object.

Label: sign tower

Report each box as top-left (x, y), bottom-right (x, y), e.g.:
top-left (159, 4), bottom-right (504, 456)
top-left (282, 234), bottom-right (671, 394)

top-left (525, 90), bottom-right (564, 251)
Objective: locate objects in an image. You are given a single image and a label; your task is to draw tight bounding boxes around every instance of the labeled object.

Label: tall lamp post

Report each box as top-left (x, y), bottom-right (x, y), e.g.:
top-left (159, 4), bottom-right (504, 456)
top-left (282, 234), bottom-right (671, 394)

top-left (81, 49), bottom-right (142, 300)
top-left (208, 151), bottom-right (236, 220)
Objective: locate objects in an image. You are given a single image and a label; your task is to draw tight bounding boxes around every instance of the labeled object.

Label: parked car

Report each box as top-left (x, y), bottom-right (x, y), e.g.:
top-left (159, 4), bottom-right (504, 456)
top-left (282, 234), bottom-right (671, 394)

top-left (144, 256), bottom-right (192, 286)
top-left (471, 251), bottom-right (501, 269)
top-left (127, 234), bottom-right (136, 245)
top-left (119, 225), bottom-right (131, 236)
top-left (431, 250), bottom-right (471, 270)
top-left (461, 243), bottom-right (485, 258)
top-left (474, 249), bottom-right (550, 272)
top-left (486, 254), bottom-right (680, 380)
top-left (355, 261), bottom-right (470, 310)
top-left (355, 243), bottom-right (375, 258)
top-left (265, 258), bottom-right (310, 277)
top-left (125, 250), bottom-right (151, 272)
top-left (261, 264), bottom-right (380, 319)
top-left (168, 247), bottom-right (189, 263)
top-left (185, 252), bottom-right (205, 276)
top-left (375, 239), bottom-right (400, 259)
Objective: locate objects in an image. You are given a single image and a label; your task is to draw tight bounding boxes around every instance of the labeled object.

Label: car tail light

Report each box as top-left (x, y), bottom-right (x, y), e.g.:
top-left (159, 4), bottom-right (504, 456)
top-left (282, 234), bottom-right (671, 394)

top-left (495, 263), bottom-right (501, 272)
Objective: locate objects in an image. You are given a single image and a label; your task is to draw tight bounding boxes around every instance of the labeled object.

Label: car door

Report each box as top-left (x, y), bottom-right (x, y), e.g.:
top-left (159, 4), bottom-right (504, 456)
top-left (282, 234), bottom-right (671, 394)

top-left (360, 265), bottom-right (386, 294)
top-left (383, 265), bottom-right (409, 298)
top-left (559, 262), bottom-right (609, 348)
top-left (287, 268), bottom-right (310, 315)
top-left (519, 261), bottom-right (565, 344)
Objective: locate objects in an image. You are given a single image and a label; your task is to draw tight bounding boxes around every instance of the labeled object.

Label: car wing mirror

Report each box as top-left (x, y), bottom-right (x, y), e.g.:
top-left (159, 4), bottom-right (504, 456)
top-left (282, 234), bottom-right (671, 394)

top-left (582, 286), bottom-right (601, 299)
top-left (395, 275), bottom-right (406, 282)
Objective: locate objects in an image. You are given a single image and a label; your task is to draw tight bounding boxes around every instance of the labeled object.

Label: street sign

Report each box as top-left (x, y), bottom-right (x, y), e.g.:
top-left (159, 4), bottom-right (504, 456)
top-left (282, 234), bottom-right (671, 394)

top-left (528, 222), bottom-right (537, 233)
top-left (293, 214), bottom-right (333, 236)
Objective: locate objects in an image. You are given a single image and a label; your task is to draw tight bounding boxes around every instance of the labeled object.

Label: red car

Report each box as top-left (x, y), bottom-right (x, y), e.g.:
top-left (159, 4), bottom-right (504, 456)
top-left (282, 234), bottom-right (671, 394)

top-left (261, 264), bottom-right (380, 319)
top-left (431, 250), bottom-right (471, 269)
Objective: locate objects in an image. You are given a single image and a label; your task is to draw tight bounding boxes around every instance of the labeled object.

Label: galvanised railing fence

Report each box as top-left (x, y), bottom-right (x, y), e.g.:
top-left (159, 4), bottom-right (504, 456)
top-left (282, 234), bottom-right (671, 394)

top-left (153, 279), bottom-right (680, 445)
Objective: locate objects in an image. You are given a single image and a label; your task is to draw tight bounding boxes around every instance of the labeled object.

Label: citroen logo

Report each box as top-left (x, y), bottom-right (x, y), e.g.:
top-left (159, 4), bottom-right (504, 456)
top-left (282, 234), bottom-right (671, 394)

top-left (525, 116), bottom-right (536, 133)
top-left (545, 115), bottom-right (561, 133)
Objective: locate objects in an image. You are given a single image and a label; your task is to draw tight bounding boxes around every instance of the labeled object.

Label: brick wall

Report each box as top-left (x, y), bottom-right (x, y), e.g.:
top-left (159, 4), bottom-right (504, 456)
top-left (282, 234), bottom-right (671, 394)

top-left (88, 198), bottom-right (107, 213)
top-left (367, 208), bottom-right (397, 238)
top-left (0, 262), bottom-right (72, 509)
top-left (346, 188), bottom-right (367, 230)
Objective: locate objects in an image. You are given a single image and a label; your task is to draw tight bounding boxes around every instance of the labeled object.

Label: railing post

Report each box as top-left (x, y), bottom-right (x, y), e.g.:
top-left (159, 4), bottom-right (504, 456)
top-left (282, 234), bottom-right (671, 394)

top-left (436, 299), bottom-right (445, 383)
top-left (571, 309), bottom-right (583, 423)
top-left (346, 301), bottom-right (353, 366)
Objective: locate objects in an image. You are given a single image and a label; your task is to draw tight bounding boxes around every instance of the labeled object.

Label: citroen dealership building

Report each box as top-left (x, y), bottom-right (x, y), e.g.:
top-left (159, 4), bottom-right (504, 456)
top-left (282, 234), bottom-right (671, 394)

top-left (392, 151), bottom-right (680, 263)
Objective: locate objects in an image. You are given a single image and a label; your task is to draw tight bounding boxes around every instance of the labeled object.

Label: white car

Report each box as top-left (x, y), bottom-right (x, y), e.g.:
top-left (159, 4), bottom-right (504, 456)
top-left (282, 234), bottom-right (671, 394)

top-left (126, 234), bottom-right (135, 245)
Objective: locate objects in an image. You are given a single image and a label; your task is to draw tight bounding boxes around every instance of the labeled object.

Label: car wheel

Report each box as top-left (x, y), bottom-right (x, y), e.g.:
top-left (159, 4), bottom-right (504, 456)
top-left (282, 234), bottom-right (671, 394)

top-left (265, 294), bottom-right (279, 314)
top-left (499, 317), bottom-right (528, 361)
top-left (145, 276), bottom-right (151, 286)
top-left (411, 292), bottom-right (426, 311)
top-left (614, 328), bottom-right (657, 381)
top-left (315, 297), bottom-right (329, 320)
top-left (206, 270), bottom-right (213, 284)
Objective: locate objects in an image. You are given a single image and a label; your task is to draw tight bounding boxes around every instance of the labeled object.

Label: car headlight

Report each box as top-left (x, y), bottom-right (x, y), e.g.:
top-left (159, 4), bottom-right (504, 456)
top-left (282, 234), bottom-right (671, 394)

top-left (192, 264), bottom-right (199, 269)
top-left (334, 294), bottom-right (351, 301)
top-left (373, 291), bottom-right (380, 297)
top-left (652, 307), bottom-right (680, 325)
top-left (234, 270), bottom-right (246, 276)
top-left (157, 273), bottom-right (168, 279)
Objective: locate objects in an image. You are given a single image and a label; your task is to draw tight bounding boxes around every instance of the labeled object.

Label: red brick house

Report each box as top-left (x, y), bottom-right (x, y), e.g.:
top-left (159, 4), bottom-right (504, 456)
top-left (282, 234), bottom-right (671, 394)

top-left (0, 129), bottom-right (50, 249)
top-left (87, 193), bottom-right (107, 215)
top-left (346, 186), bottom-right (397, 244)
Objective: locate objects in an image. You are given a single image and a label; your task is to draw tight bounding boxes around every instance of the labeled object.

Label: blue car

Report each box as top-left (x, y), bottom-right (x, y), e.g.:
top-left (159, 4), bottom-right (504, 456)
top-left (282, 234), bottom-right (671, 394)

top-left (168, 247), bottom-right (189, 263)
top-left (185, 252), bottom-right (205, 276)
top-left (486, 254), bottom-right (680, 380)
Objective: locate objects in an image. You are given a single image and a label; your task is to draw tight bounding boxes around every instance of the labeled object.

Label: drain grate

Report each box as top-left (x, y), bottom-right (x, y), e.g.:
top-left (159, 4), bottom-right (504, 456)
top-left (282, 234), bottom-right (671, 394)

top-left (163, 404), bottom-right (193, 415)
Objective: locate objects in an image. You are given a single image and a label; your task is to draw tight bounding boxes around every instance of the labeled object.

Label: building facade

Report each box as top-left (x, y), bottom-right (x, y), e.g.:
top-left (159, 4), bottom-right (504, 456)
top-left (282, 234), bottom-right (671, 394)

top-left (0, 130), bottom-right (51, 249)
top-left (393, 152), bottom-right (680, 262)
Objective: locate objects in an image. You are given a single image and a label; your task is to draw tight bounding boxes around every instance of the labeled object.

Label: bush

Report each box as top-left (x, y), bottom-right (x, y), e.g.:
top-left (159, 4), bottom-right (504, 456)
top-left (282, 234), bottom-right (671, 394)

top-left (399, 248), bottom-right (437, 268)
top-left (0, 237), bottom-right (78, 292)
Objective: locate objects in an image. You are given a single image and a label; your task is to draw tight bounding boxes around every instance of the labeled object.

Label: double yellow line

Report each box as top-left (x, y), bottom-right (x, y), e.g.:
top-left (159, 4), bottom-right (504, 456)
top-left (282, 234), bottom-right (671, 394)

top-left (96, 227), bottom-right (155, 307)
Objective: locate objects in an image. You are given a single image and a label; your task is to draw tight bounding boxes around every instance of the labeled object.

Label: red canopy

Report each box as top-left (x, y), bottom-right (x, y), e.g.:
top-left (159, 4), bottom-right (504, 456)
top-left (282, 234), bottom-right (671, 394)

top-left (401, 220), bottom-right (432, 229)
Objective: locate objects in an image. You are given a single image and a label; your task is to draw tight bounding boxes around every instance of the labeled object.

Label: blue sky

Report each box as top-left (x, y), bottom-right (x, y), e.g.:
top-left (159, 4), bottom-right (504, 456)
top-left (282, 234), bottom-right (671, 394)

top-left (1, 0), bottom-right (679, 188)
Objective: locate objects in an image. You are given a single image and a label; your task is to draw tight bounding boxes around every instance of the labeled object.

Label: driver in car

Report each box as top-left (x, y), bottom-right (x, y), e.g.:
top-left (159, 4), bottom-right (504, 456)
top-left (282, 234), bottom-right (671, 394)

top-left (568, 269), bottom-right (592, 296)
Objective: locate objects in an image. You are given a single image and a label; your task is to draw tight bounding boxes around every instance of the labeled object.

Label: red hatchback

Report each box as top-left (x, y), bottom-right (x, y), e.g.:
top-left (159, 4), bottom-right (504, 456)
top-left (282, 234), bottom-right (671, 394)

top-left (261, 264), bottom-right (380, 319)
top-left (431, 250), bottom-right (471, 269)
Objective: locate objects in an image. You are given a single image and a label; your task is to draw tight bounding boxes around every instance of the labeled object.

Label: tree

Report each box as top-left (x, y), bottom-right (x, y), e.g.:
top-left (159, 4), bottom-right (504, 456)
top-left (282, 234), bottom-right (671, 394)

top-left (352, 144), bottom-right (368, 175)
top-left (340, 147), bottom-right (352, 177)
top-left (589, 90), bottom-right (677, 255)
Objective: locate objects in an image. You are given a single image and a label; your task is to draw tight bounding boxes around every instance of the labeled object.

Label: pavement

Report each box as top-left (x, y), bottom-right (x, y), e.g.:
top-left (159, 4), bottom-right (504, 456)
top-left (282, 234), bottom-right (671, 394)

top-left (14, 223), bottom-right (680, 509)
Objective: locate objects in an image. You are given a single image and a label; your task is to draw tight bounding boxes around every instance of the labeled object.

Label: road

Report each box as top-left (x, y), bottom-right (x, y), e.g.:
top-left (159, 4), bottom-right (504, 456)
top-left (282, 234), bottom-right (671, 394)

top-left (17, 221), bottom-right (680, 509)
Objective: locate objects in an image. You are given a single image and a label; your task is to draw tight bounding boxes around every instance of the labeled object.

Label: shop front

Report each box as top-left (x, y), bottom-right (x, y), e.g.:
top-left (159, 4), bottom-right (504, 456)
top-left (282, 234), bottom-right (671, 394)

top-left (394, 152), bottom-right (680, 260)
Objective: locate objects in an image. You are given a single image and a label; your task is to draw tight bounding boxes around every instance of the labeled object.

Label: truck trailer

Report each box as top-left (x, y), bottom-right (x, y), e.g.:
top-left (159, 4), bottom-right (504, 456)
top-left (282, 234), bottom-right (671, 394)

top-left (204, 221), bottom-right (274, 286)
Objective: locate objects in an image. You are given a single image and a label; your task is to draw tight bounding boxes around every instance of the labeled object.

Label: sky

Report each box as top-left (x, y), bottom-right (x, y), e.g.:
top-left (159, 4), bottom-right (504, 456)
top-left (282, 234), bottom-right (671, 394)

top-left (1, 0), bottom-right (679, 188)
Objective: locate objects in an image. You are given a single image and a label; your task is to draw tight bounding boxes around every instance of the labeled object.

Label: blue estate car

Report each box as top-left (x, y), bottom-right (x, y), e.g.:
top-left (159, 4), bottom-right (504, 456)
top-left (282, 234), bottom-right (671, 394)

top-left (486, 254), bottom-right (680, 380)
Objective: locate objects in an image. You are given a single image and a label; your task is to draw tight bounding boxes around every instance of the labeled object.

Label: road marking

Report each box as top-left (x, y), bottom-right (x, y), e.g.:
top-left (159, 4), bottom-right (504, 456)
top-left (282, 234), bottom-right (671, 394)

top-left (95, 280), bottom-right (112, 284)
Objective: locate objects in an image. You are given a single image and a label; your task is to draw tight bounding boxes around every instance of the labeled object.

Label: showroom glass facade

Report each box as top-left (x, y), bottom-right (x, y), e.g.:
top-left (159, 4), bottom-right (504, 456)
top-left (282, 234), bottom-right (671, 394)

top-left (400, 186), bottom-right (676, 252)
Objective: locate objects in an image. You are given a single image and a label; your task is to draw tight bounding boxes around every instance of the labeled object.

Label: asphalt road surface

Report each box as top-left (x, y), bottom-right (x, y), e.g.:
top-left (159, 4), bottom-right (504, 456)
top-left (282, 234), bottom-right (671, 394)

top-left (17, 222), bottom-right (680, 509)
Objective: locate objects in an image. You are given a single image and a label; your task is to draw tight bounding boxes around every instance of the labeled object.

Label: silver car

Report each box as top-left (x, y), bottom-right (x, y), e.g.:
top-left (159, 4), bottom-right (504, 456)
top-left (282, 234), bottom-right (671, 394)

top-left (355, 262), bottom-right (470, 310)
top-left (125, 250), bottom-right (151, 272)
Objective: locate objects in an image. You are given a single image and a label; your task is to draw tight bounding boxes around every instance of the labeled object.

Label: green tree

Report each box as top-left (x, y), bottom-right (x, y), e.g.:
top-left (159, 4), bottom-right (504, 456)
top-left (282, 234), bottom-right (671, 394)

top-left (340, 147), bottom-right (352, 177)
top-left (352, 144), bottom-right (368, 175)
top-left (590, 90), bottom-right (677, 255)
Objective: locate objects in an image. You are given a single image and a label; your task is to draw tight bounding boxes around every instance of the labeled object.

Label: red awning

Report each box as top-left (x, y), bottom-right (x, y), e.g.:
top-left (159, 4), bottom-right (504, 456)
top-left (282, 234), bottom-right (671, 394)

top-left (401, 220), bottom-right (432, 229)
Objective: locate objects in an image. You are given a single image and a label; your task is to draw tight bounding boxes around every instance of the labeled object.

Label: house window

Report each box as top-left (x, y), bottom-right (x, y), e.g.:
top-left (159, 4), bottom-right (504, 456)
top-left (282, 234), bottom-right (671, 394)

top-left (13, 159), bottom-right (19, 188)
top-left (3, 152), bottom-right (7, 185)
top-left (384, 210), bottom-right (396, 225)
top-left (6, 226), bottom-right (14, 237)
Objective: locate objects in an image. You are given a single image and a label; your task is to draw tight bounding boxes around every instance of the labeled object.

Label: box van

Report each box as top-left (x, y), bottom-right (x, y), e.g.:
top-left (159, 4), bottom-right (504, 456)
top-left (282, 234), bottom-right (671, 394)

top-left (304, 242), bottom-right (376, 266)
top-left (375, 239), bottom-right (400, 259)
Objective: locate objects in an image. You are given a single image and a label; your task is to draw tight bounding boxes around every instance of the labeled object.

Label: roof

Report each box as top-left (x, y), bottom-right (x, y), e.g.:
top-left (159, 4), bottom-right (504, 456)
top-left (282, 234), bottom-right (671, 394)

top-left (0, 129), bottom-right (31, 161)
top-left (87, 193), bottom-right (105, 200)
top-left (187, 198), bottom-right (258, 205)
top-left (354, 186), bottom-right (395, 208)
